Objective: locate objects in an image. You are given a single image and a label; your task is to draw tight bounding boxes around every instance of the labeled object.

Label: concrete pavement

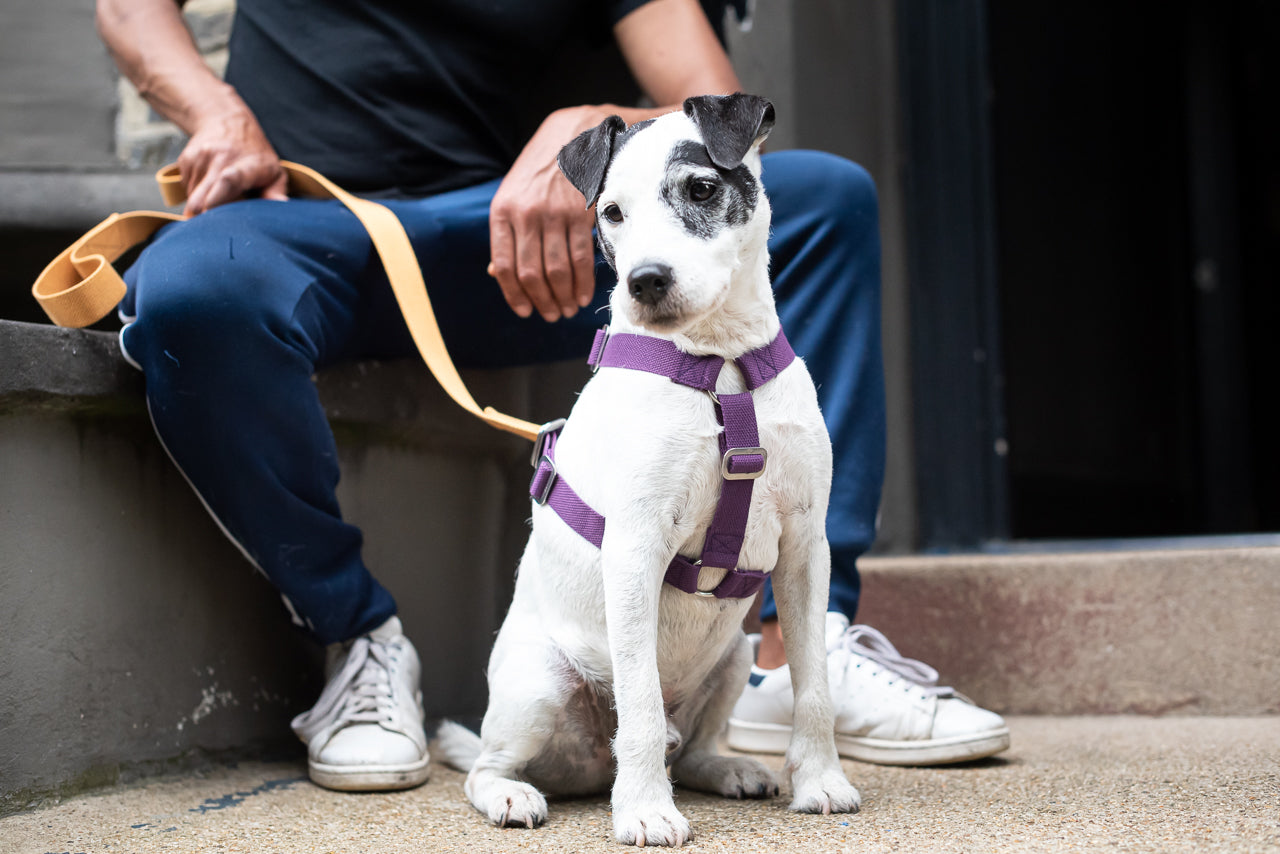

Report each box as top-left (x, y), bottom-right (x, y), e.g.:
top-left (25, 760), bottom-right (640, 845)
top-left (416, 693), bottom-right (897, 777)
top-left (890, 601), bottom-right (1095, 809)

top-left (4, 716), bottom-right (1278, 853)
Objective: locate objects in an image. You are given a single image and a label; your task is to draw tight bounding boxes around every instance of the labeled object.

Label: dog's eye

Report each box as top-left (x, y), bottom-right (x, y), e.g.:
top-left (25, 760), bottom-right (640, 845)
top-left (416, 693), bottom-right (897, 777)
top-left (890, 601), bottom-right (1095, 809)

top-left (602, 203), bottom-right (624, 224)
top-left (688, 179), bottom-right (718, 203)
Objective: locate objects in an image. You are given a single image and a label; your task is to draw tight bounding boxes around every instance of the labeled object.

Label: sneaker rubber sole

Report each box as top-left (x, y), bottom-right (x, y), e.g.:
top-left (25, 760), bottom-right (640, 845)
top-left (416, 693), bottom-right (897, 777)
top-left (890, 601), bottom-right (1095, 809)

top-left (308, 755), bottom-right (430, 791)
top-left (726, 718), bottom-right (1011, 767)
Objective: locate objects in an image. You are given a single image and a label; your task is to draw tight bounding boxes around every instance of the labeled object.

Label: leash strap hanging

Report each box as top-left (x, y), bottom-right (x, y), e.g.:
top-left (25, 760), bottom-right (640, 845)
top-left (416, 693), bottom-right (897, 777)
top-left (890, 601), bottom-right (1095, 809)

top-left (31, 161), bottom-right (542, 442)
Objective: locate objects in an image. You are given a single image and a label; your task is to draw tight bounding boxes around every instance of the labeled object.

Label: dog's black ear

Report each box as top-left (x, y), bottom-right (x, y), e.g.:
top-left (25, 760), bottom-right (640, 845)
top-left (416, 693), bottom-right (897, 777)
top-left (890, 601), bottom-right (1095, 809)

top-left (683, 93), bottom-right (775, 170)
top-left (557, 114), bottom-right (627, 209)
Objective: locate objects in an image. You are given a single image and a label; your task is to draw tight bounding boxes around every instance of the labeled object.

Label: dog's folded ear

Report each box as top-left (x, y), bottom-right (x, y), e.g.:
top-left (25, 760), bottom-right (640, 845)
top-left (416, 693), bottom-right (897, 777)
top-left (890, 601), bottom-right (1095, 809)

top-left (683, 93), bottom-right (775, 171)
top-left (557, 114), bottom-right (627, 209)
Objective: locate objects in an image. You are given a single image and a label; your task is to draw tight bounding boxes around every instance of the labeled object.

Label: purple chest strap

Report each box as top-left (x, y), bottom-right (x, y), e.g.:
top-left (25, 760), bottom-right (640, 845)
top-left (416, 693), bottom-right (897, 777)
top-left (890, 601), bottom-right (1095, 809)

top-left (529, 326), bottom-right (795, 600)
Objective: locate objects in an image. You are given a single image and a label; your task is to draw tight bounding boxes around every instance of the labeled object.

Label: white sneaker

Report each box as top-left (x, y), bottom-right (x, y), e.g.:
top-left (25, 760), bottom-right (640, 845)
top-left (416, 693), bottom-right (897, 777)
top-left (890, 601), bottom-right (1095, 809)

top-left (290, 616), bottom-right (430, 790)
top-left (727, 613), bottom-right (1010, 766)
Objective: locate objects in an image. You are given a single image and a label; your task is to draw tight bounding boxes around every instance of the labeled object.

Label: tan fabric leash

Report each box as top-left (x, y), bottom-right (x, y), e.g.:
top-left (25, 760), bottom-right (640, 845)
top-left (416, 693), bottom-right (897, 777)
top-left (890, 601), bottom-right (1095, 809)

top-left (31, 161), bottom-right (541, 442)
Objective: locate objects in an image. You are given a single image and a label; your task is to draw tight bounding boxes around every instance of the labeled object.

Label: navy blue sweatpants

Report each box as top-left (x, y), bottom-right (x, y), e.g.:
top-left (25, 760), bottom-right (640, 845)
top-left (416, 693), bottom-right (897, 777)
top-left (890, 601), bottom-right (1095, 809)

top-left (120, 150), bottom-right (885, 644)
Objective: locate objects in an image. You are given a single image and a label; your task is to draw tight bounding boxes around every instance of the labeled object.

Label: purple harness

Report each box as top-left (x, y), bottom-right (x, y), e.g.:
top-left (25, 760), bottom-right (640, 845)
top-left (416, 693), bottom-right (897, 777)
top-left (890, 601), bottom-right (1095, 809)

top-left (528, 326), bottom-right (796, 599)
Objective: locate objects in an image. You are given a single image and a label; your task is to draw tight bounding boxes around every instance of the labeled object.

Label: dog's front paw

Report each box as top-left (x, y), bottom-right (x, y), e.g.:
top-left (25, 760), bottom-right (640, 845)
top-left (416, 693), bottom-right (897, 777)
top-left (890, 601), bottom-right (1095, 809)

top-left (789, 768), bottom-right (861, 815)
top-left (673, 753), bottom-right (779, 800)
top-left (612, 802), bottom-right (692, 847)
top-left (479, 779), bottom-right (548, 828)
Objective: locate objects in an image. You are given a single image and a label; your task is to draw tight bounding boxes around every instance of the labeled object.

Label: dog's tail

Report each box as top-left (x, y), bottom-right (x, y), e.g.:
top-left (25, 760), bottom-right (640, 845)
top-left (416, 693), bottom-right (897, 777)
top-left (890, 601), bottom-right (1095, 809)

top-left (434, 719), bottom-right (483, 772)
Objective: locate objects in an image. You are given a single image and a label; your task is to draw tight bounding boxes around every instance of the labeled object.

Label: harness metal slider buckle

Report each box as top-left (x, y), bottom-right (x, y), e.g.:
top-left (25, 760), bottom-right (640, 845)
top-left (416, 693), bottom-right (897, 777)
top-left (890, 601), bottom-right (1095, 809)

top-left (531, 454), bottom-right (558, 506)
top-left (721, 446), bottom-right (768, 481)
top-left (530, 418), bottom-right (567, 468)
top-left (588, 324), bottom-right (611, 374)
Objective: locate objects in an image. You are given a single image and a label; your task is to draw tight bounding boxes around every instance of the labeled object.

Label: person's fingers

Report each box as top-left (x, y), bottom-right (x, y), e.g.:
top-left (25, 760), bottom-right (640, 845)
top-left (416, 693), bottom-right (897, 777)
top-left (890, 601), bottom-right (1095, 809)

top-left (200, 164), bottom-right (247, 212)
top-left (568, 215), bottom-right (597, 309)
top-left (542, 221), bottom-right (578, 318)
top-left (512, 212), bottom-right (559, 322)
top-left (178, 139), bottom-right (286, 215)
top-left (185, 158), bottom-right (244, 216)
top-left (183, 161), bottom-right (219, 217)
top-left (177, 146), bottom-right (205, 193)
top-left (489, 215), bottom-right (533, 318)
top-left (261, 166), bottom-right (290, 201)
top-left (177, 150), bottom-right (211, 216)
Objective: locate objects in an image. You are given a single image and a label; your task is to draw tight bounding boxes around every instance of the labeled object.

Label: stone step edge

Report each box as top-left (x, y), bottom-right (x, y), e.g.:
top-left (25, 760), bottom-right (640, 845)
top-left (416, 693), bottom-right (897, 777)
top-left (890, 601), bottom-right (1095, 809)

top-left (855, 544), bottom-right (1280, 717)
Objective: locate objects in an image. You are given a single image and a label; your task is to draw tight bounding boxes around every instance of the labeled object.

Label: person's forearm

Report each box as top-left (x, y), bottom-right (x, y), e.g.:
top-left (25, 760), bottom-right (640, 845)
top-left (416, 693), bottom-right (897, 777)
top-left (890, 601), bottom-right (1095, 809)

top-left (97, 0), bottom-right (286, 214)
top-left (96, 0), bottom-right (247, 135)
top-left (614, 0), bottom-right (742, 109)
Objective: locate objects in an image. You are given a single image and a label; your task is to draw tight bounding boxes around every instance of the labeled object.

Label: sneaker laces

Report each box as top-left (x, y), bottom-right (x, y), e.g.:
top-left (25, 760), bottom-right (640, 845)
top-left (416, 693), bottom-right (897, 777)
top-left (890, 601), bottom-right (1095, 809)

top-left (835, 625), bottom-right (954, 697)
top-left (291, 636), bottom-right (399, 742)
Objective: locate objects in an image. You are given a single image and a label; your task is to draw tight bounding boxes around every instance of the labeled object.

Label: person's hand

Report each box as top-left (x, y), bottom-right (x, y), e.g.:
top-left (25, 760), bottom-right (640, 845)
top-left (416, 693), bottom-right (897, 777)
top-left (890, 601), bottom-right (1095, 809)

top-left (488, 106), bottom-right (603, 322)
top-left (177, 106), bottom-right (289, 217)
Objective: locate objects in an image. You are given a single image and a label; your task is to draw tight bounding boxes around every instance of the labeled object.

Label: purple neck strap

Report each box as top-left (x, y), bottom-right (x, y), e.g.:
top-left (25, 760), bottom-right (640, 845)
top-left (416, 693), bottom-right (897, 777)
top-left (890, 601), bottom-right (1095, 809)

top-left (587, 326), bottom-right (796, 391)
top-left (530, 326), bottom-right (795, 600)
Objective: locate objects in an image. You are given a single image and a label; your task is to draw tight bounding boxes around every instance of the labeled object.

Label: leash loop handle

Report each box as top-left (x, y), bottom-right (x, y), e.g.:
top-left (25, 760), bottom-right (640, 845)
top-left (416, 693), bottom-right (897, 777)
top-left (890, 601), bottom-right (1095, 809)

top-left (31, 161), bottom-right (541, 442)
top-left (32, 210), bottom-right (184, 329)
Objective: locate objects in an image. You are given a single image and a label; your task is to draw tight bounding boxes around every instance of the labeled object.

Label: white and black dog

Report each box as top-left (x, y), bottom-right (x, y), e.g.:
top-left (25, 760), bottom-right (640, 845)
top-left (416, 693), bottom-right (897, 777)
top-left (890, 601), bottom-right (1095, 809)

top-left (438, 94), bottom-right (859, 846)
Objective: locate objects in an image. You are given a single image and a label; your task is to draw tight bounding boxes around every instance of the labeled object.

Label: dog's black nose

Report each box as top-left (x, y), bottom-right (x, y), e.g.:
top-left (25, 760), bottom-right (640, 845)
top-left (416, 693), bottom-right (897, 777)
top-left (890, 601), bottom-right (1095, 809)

top-left (627, 263), bottom-right (674, 306)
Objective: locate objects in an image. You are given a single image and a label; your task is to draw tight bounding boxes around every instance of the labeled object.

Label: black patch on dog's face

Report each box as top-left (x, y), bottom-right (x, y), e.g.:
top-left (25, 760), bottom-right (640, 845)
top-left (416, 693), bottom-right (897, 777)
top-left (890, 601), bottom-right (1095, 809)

top-left (659, 141), bottom-right (759, 240)
top-left (596, 224), bottom-right (616, 270)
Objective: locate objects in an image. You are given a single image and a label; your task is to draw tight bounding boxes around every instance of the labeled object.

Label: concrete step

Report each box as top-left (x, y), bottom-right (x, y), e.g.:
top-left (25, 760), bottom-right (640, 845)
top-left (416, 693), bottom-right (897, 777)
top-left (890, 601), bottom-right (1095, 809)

top-left (0, 319), bottom-right (585, 816)
top-left (856, 545), bottom-right (1280, 716)
top-left (2, 716), bottom-right (1277, 853)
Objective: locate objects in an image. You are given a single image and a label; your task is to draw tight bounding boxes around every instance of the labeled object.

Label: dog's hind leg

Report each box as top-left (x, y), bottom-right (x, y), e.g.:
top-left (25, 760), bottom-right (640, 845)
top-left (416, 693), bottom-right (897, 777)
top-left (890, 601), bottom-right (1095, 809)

top-left (464, 635), bottom-right (576, 829)
top-left (670, 632), bottom-right (779, 799)
top-left (771, 519), bottom-right (862, 815)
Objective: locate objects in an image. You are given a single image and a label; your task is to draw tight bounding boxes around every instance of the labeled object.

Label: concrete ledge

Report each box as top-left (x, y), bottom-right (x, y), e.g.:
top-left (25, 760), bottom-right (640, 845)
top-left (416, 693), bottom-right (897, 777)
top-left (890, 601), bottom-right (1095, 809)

top-left (0, 318), bottom-right (144, 407)
top-left (0, 318), bottom-right (584, 815)
top-left (857, 547), bottom-right (1280, 715)
top-left (0, 319), bottom-right (582, 438)
top-left (0, 171), bottom-right (170, 231)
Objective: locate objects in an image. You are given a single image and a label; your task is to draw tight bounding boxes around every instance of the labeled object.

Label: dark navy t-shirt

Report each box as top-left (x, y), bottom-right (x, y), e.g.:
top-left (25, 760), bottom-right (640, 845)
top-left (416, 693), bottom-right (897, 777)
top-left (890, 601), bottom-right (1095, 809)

top-left (225, 0), bottom-right (655, 197)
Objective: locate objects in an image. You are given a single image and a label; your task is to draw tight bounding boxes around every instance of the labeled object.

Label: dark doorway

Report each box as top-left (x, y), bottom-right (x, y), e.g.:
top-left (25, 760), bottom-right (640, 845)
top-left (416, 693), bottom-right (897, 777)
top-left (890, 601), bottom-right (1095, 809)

top-left (986, 0), bottom-right (1279, 540)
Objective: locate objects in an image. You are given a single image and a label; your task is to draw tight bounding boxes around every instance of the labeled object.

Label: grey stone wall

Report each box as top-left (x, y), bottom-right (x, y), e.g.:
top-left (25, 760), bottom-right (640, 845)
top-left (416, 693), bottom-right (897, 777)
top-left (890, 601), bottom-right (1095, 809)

top-left (0, 1), bottom-right (117, 169)
top-left (0, 319), bottom-right (583, 814)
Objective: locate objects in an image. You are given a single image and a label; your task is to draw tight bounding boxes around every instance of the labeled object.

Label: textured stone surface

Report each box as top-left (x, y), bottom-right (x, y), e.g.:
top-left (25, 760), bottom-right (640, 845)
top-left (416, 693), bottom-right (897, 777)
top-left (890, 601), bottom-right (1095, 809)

top-left (3, 716), bottom-right (1277, 853)
top-left (0, 0), bottom-right (117, 169)
top-left (0, 317), bottom-right (583, 815)
top-left (857, 547), bottom-right (1280, 716)
top-left (0, 320), bottom-right (141, 405)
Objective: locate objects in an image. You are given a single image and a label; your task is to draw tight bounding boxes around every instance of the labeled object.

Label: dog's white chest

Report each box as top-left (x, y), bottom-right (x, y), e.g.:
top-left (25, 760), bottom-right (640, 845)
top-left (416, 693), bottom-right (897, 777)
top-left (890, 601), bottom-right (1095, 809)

top-left (549, 359), bottom-right (824, 583)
